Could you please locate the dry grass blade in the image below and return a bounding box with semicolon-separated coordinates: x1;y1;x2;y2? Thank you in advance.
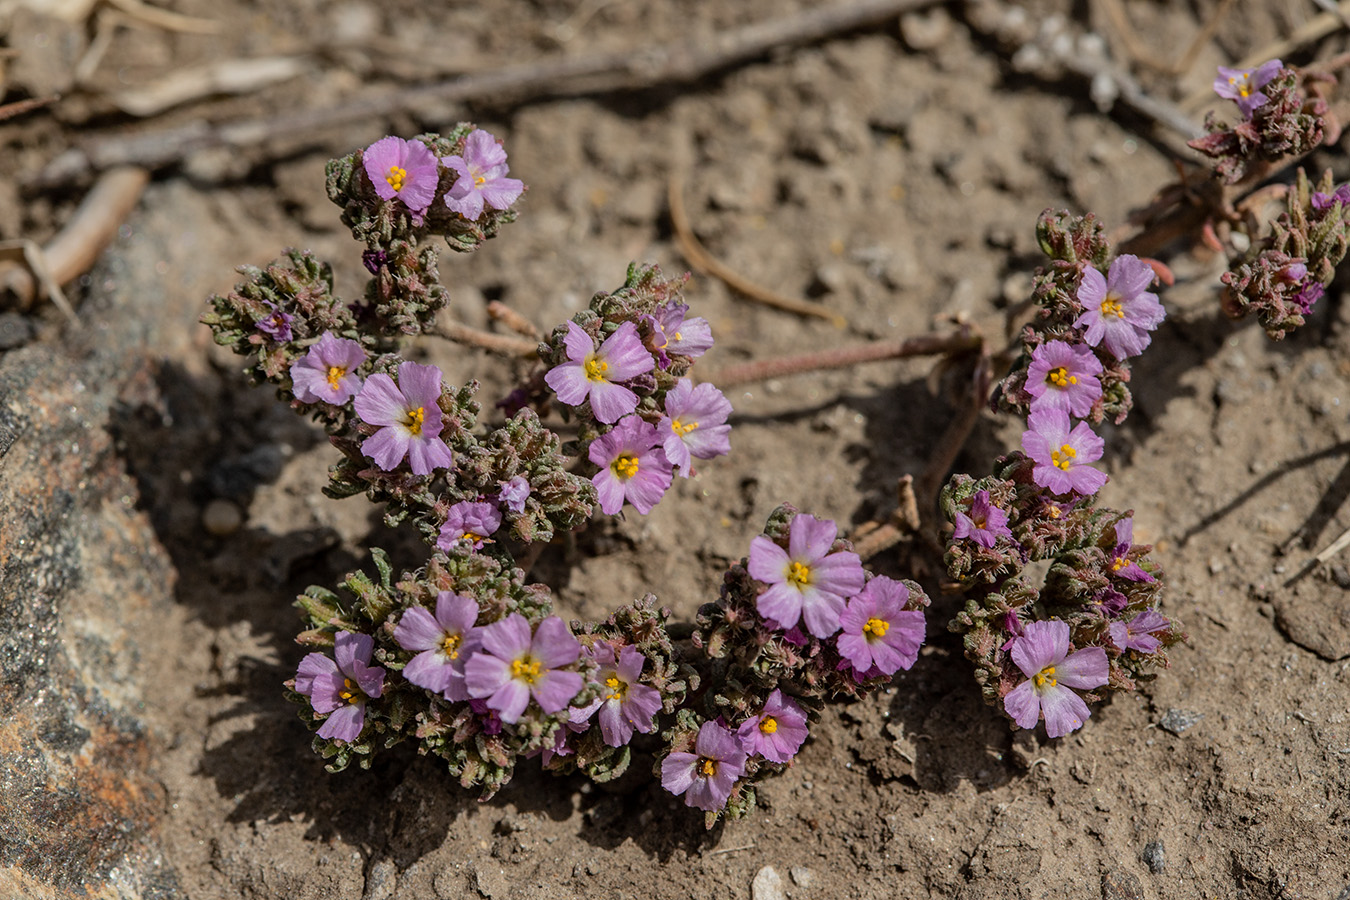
107;56;309;117
106;0;222;33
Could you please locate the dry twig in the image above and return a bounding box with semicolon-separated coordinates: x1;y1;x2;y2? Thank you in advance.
32;0;940;186
436;321;540;358
703;331;980;388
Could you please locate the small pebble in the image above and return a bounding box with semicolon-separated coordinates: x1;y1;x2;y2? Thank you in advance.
201;499;243;536
1101;870;1145;900
752;865;786;900
1158;708;1204;735
790;866;814;888
1142;840;1165;874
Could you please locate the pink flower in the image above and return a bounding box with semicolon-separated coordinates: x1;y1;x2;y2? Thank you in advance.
362;136;440;220
658;379;732;476
463;614;584;724
294;632;386;743
544;321;654;424
748;514;864;638
661;721;746;811
1109;609;1170;653
393;592;480;702
1213;59;1283;118
737;689;809;763
835;576;925;678
1025;340;1103;418
587;415;673;515
577;642;663;748
1073;255;1166;360
1021;408;1108;497
951;490;1012;549
290;332;366;405
353;362;454;476
443;129;525;219
1003;620;1108;738
437;501;502;552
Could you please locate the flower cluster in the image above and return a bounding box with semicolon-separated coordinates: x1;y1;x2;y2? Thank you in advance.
946;213;1183;738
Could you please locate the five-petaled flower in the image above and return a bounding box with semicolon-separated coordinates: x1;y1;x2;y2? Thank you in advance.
437;501;502;552
393;591;481;702
661;721;747;811
587;415;673;515
748;513;865;639
644;301;713;368
1074;255;1166;360
1021;408;1108;497
290;332;367;405
1213;59;1283;118
362;135;441;221
951;489;1013;549
836;575;926;678
1026;340;1104;418
576;642;663;748
1003;619;1108;738
353;361;455;476
1109;609;1170;653
658;379;732;476
464;614;583;724
257;302;293;342
443;129;525;220
737;689;809;763
1107;518;1154;583
294;631;386;743
544;321;654;424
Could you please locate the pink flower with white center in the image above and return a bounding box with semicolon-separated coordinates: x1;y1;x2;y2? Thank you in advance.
1073;255;1166;360
658;379;732;476
393;591;481;702
835;576;926;678
1021;408;1108;497
353;361;454;476
1025;340;1103;418
294;632;386;743
362;136;440;221
443;129;525;220
290;332;367;405
1003;620;1108;738
463;614;584;724
544;321;654;424
588;415;673;515
1213;59;1283;118
748;513;865;639
737;689;809;763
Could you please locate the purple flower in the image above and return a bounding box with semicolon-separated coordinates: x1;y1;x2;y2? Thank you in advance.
836;575;926;677
581;642;663;748
464;614;583;724
644;301;713;367
1108;518;1154;583
544;321;654;424
1025;340;1103;417
393;591;480;701
661;721;747;812
1002;620;1108;738
1279;262;1326;314
443;129;524;220
294;632;386;743
737;689;809;763
1021;408;1108;497
1109;609;1170;653
748;513;865;638
362;136;440;219
1311;184;1350;211
1213;59;1283;118
290;332;367;405
437;501;502;552
658;379;732;476
499;475;530;514
588;415;673;515
1294;280;1325;314
1093;589;1128;618
951;490;1012;549
353;361;455;476
256;303;293;342
1073;255;1166;360
362;250;388;274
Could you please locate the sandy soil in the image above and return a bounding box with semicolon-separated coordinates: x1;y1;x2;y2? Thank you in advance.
4;0;1350;897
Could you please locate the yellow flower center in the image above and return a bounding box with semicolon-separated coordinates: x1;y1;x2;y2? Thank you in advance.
460;531;485;544
386;165;407;191
1111;556;1128;572
605;674;626;701
1051;443;1076;471
1046;504;1062;520
338;677;360;704
404;406;425;436
1046;366;1077;389
1100;294;1125;318
671;418;699;437
1033;665;1057;689
584;356;609;382
863;617;889;639
325;364;346;390
474;173;486;187
1229;74;1252;98
673;331;683;342
698;758;717;777
441;633;462;659
611;453;639;480
511;656;541;684
787;561;811;587
759;716;778;735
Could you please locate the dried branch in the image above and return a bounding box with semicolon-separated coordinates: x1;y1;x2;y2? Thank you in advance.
703;330;981;388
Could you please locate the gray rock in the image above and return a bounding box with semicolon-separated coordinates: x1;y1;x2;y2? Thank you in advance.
752;865;786;900
1158;708;1204;735
1142;840;1164;874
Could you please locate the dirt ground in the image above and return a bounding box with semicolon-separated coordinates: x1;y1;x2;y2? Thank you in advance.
5;0;1350;897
